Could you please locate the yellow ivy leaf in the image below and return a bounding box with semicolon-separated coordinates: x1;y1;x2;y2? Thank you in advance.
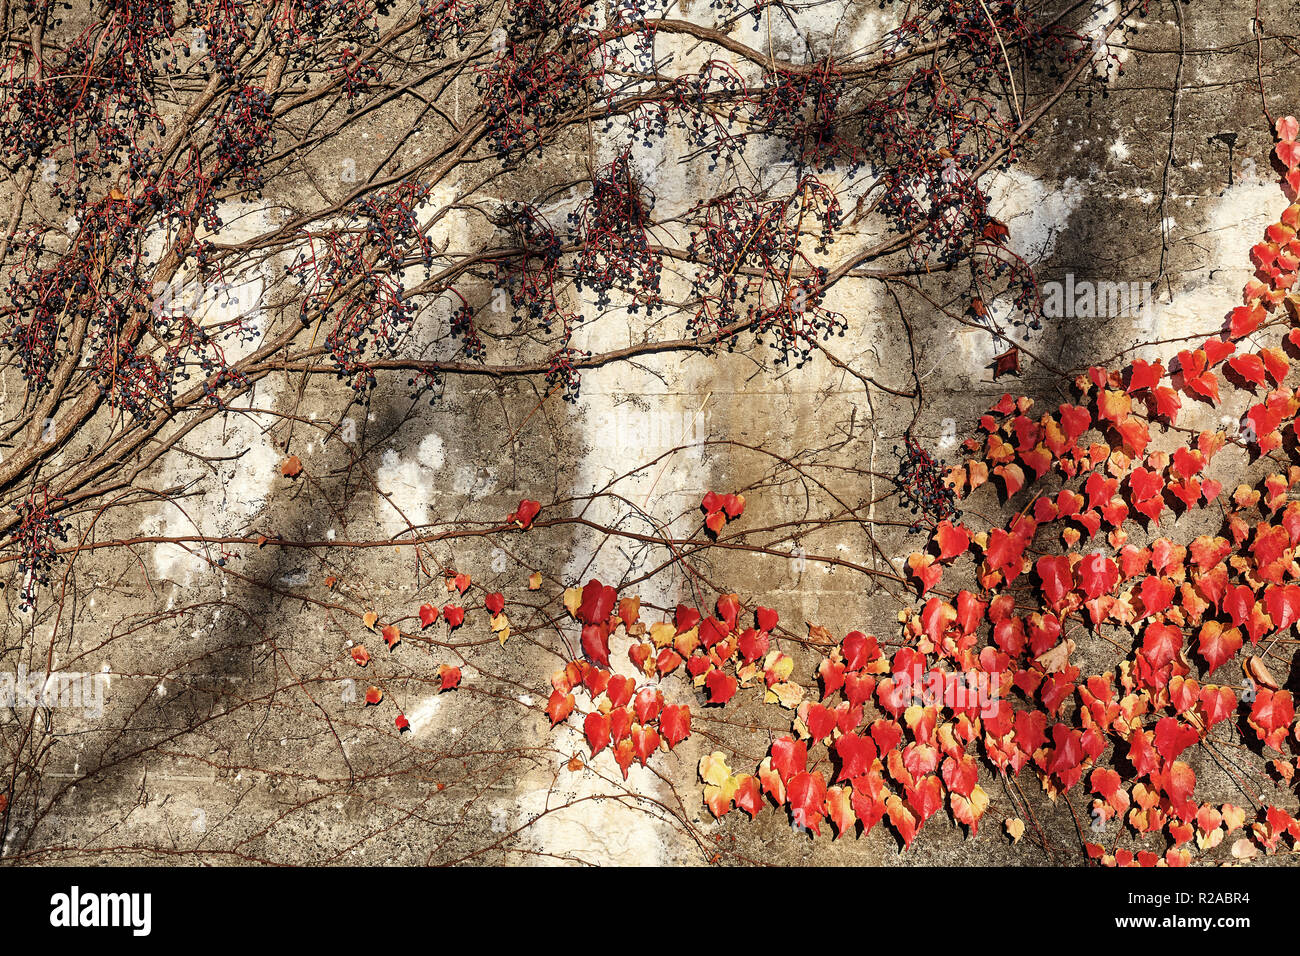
763;650;794;682
699;751;732;787
1196;826;1224;852
1230;838;1257;860
765;681;804;709
703;777;738;817
648;622;676;648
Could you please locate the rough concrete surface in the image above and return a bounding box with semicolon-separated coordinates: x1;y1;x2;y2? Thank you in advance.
2;0;1299;867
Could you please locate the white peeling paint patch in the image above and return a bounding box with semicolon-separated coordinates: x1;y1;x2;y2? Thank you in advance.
987;168;1084;263
954;295;1019;382
403;693;443;736
946;170;1084;383
415;432;445;470
375;434;446;532
145;202;282;586
563;279;712;589
1082;1;1134;72
1143;177;1284;349
451;464;496;500
843;7;899;55
1203;178;1281;270
510;769;675;866
379;447;428;528
414;183;467;255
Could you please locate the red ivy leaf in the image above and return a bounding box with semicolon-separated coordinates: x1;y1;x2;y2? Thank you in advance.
584;711;610;756
787;771;828;835
418;603;439;628
705;668;738;705
660;704;692;748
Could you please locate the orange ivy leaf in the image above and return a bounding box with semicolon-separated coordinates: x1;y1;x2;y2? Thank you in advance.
1228;353;1269;388
734;774;762;818
885;794;919;848
1078;552;1119;600
1248;689;1294;750
907;552;943;595
825;786;856;839
507;498;541;529
546;689;575;725
934;520;971;562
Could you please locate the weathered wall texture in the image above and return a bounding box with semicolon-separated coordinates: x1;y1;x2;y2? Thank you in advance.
3;0;1299;866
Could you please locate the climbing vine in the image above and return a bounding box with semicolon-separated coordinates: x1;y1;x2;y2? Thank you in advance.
346;119;1300;864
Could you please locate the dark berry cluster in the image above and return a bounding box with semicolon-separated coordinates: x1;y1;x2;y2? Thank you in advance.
450;300;486;362
0;4;170;200
545;342;590;403
969;241;1046;340
356;182;435;271
475;0;596;159
894;437;960;532
662;63;749;174
3;195;223;421
3;230;69;388
686;178;845;365
270;0;388;63
2;168;245;420
331;47;382;110
503;0;589;35
407;367;446;407
187;0;256;80
289;183;431;394
569;151;662;315
418;0;487;56
754;65;863;173
494;204;565;330
210;85;275;195
477;41;589;159
13;488;70;611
